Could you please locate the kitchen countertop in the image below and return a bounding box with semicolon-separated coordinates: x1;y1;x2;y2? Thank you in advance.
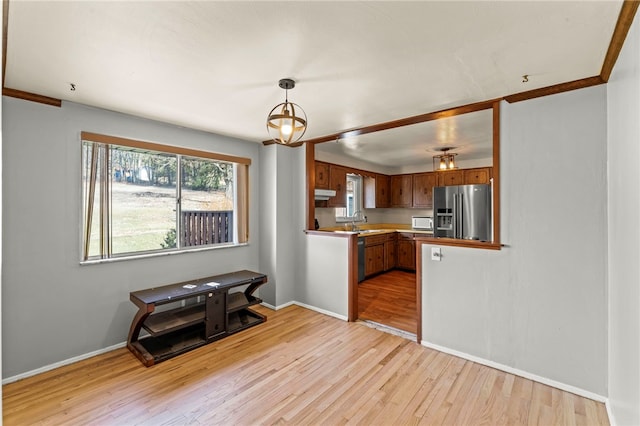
311;224;501;250
318;223;433;237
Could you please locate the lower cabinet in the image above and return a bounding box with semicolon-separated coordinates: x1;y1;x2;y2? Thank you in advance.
365;244;385;276
384;234;397;271
397;233;416;271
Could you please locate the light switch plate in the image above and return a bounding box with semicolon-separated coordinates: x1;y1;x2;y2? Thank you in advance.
431;247;441;261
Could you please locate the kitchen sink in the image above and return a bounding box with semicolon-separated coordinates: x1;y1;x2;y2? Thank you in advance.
357;229;385;234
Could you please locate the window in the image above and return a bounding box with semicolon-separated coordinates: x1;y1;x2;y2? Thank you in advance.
81;132;250;261
335;174;363;222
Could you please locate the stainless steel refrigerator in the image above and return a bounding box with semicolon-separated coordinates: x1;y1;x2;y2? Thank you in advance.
433;184;492;241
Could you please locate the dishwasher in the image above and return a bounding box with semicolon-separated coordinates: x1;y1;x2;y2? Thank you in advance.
357;237;365;282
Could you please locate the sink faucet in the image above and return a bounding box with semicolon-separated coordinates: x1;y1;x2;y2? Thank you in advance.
351;210;365;231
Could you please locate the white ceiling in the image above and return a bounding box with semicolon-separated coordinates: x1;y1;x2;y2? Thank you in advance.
5;1;622;166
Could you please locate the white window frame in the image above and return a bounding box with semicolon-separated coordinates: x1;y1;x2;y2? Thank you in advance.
335;173;364;223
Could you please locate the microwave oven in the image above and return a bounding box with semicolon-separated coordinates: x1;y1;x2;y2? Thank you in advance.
412;216;433;230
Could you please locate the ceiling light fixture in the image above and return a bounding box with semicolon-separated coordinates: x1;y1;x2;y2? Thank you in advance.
433;147;458;171
267;78;307;145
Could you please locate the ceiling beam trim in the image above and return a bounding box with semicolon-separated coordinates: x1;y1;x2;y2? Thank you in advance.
267;98;500;147
601;0;640;82
2;87;61;107
503;76;605;104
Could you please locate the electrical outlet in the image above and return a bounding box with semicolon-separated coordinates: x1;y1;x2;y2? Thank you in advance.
431;247;442;261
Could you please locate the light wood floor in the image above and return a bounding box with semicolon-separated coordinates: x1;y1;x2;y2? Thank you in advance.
358;270;417;334
3;305;608;425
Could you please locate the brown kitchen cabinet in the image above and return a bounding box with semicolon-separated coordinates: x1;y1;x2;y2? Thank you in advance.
364;234;387;277
384;233;397;271
396;233;416;271
438;170;465;186
412;172;437;208
364;244;385;277
391;175;413;207
364;174;390;208
464;167;492;185
315;161;330;189
327;165;348;207
376;174;391;208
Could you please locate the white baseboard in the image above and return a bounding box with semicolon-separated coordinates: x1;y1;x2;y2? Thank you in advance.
4;302;345;385
260;301;295;310
261;300;347;321
2;341;127;385
421;340;607;404
291;301;348;321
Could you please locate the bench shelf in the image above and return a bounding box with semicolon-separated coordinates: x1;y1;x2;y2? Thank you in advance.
127;270;268;367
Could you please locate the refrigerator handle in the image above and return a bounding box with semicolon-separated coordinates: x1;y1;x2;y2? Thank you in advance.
452;193;457;238
458;193;464;239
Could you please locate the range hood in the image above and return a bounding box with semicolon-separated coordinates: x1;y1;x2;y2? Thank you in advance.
314;189;336;200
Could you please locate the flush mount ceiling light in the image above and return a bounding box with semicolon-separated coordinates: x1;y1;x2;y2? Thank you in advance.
267;78;307;145
433;147;458;171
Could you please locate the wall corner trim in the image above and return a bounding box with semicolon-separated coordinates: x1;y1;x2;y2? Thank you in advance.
605;399;617;426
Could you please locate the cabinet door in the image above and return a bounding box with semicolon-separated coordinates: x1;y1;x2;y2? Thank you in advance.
391;175;413;207
397;234;416;271
438;170;465;186
327;165;348;207
365;244;385;276
375;174;390;208
315;161;330;189
412;172;437;208
464;167;492;185
384;240;397;271
205;291;226;339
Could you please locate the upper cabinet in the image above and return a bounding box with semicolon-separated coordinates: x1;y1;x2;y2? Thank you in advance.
412;172;437;208
327;165;348;207
390;175;413;207
364;174;390;208
315;161;330;189
438;169;465;186
438;167;492;186
464;167;492;185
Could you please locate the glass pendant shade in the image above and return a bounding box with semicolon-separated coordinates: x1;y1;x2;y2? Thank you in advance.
433;148;458;171
267;79;307;145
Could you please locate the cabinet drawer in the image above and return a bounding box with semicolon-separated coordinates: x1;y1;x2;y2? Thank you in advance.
364;234;388;246
397;232;415;241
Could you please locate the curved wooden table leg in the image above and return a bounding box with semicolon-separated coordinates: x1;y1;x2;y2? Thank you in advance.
127;302;155;366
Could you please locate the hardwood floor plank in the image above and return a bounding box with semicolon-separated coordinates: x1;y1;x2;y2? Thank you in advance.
358;270;417;333
2;305;608;426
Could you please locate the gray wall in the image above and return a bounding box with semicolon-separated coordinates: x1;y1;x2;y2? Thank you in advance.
258;145;277;306
2;98;261;378
258;143;304;308
607;8;640;425
422;87;608;396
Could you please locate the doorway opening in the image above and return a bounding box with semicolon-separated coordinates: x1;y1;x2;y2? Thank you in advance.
357;269;417;338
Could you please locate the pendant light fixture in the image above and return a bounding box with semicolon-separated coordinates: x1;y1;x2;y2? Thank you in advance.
433;147;458;171
267;78;307;145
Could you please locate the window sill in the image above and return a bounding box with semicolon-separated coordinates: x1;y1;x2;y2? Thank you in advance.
80;242;249;266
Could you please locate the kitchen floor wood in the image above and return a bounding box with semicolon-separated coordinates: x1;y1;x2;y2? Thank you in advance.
358;269;417;334
3;304;609;425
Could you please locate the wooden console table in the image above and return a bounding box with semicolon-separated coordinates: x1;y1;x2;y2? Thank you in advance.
127;270;268;367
